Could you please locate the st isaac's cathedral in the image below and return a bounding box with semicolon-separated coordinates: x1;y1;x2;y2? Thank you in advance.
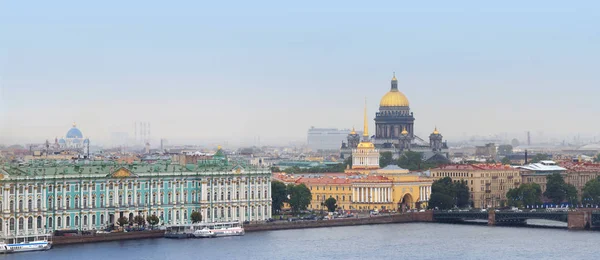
341;74;449;161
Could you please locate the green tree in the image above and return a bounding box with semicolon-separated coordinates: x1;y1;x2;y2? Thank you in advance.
544;173;568;204
271;181;288;213
117;217;129;227
501;157;512;165
582;177;600;205
324;197;337;212
379;152;394;168
594;154;600;163
428;177;470;209
134;215;146;226
287;184;312;213
428;193;454;210
454;181;470;208
190;211;202;223
397;151;424;171
565;184;579;206
344;156;353;168
506;183;542;207
530;154;549;163
147;215;160;228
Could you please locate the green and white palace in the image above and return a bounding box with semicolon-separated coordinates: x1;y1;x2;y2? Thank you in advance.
0;149;272;243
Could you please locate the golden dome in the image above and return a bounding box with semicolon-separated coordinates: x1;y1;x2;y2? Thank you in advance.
350;127;356;135
433;127;439;135
380;90;409;107
401;126;408;135
357;141;375;149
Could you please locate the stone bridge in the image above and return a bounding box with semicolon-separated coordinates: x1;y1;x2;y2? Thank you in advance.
434;210;599;230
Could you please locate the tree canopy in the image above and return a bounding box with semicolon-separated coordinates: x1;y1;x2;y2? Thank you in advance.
530;154;550;163
379;152;394;168
498;145;513;155
191;211;202;223
271;181;288;213
324;197;337;212
147;215;160;228
544;173;578;205
582;177;600;205
501;157;511;165
287;184;312;213
117;217;129;227
506;183;542;207
428;177;470;209
134;215;146;226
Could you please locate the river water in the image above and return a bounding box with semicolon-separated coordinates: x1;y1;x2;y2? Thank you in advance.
3;223;599;260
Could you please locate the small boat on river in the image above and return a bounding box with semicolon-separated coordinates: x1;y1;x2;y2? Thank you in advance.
0;239;52;253
165;221;244;239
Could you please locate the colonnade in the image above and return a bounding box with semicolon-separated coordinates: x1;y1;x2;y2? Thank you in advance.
419;186;431;202
352;187;392;203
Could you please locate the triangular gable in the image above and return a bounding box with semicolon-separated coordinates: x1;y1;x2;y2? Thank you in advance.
109;167;137;178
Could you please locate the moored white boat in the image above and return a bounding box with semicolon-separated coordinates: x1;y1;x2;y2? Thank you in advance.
192;222;244;238
0;240;52;253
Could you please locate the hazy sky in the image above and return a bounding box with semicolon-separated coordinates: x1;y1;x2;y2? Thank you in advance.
1;1;599;146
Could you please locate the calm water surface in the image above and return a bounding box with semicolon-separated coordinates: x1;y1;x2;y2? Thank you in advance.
3;223;599;260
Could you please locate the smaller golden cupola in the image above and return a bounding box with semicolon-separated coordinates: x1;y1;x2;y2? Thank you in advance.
433;127;439;135
401;126;409;135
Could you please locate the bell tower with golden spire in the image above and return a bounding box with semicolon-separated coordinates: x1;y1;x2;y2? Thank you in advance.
350;99;380;173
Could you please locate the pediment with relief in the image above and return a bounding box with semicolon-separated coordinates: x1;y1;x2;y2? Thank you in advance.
109;167;137;178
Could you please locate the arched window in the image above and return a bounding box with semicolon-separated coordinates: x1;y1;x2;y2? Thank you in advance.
227;191;231;200
10;200;14;211
66;216;70;227
27;217;33;230
48;217;53;228
18;217;24;230
83;197;87;208
221;208;224;218
109;195;114;206
214;208;217;218
75;216;79;226
66;197;70;209
236;191;239;200
127;195;132;205
175;211;180;221
214;192;217;201
100;214;105;225
36;199;41;209
57;198;62;209
220;192;224;201
237;207;240;217
168;193;172;203
228;207;231;217
28;199;32;210
10;218;15;230
100;195;104;206
74;197;79;208
264;190;267;199
18;200;23;211
245;191;248;199
37;216;42;229
118;195;123;205
92;215;96;225
264;207;268;216
0;219;2;231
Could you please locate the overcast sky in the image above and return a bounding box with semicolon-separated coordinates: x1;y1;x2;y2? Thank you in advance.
1;1;599;146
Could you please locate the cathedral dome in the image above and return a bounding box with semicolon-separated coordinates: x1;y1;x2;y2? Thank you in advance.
66;123;83;138
380;74;410;107
380;90;409;107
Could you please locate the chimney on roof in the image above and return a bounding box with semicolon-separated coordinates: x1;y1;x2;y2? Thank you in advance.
525;150;528;164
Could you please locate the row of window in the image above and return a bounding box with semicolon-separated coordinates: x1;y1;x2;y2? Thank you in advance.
309;186;350;191
7;179;269;195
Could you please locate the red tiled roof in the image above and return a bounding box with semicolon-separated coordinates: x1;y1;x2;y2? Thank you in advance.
560;162;600;173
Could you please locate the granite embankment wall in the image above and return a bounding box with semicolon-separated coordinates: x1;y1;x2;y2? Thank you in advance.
53;230;165;245
245;212;434;232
